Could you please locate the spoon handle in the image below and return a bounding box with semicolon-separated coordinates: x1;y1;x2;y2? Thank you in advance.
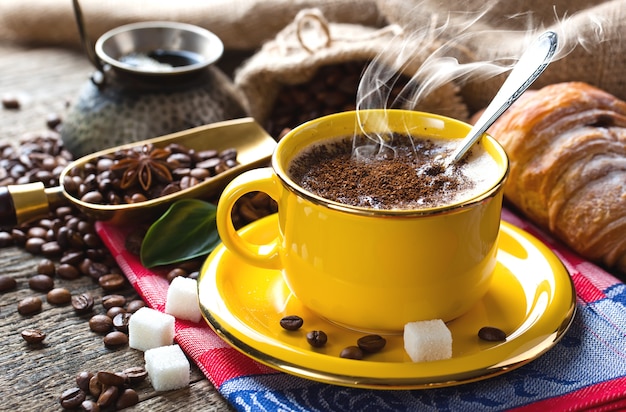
446;31;558;166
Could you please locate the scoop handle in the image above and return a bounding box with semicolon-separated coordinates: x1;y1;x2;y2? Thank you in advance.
0;183;62;228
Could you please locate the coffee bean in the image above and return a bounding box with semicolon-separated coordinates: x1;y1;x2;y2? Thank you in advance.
123;366;148;385
2;94;20;110
46;112;62;130
28;274;54;292
340;345;364;360
80;400;100;412
280;315;304;331
357;334;387;353
17;296;42;315
21;328;46;344
47;287;72;305
88;375;102;398
103;330;128;347
24;237;45;254
59;387;86;410
101;294;126;309
99;274;126;291
125;299;146;313
112;312;131;333
59;251;84;266
306;330;328;348
72;292;94;314
80;191;104;204
478;326;507;342
124;228;145;255
0;274;17;292
96;385;119;408
0;231;13;247
57;263;81;280
106;306;126;319
41;240;62;257
89;314;113;333
166;267;187;283
116;388;139;409
76;371;94;392
96;371;126;387
36;259;56;276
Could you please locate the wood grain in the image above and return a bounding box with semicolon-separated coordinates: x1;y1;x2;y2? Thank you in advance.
0;41;233;411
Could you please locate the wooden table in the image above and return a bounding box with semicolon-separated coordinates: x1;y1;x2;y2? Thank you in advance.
0;41;234;411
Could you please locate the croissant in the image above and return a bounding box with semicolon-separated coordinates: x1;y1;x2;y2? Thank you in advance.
485;82;626;275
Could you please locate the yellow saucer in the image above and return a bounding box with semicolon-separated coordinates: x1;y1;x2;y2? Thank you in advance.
198;214;576;390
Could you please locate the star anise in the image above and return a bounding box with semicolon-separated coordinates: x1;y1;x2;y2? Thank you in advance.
111;144;173;191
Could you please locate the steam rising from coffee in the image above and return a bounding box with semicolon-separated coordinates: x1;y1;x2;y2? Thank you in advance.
352;0;608;160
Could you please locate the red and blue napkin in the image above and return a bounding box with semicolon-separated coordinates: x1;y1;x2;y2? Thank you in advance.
96;207;626;411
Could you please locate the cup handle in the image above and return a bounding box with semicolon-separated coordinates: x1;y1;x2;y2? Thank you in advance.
216;167;283;270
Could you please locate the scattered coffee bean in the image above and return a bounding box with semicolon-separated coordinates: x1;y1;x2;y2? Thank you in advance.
76;371;94;392
98;273;125;291
21;328;46;344
103;330;128;348
101;294;126;309
97;385;119;408
280;315;304;331
306;330;328;348
89;314;113;334
80;400;100;412
166;267;187;283
112;312;132;333
17;296;42;315
125;299;146;313
106;306;126;319
36;258;56;276
2;94;20;110
116;388;139;409
71;292;94;314
57;263;81;280
46;112;62;130
88;375;102;398
96;371;126;387
59;387;86;410
0;232;13;247
357;334;387;353
340;345;364;360
478;326;507;342
123;366;148;385
47;287;72;305
0;274;17;292
28;274;54;292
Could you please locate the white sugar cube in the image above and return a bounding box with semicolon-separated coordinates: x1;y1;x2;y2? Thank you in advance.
403;319;452;362
165;277;202;323
129;307;175;351
145;344;190;391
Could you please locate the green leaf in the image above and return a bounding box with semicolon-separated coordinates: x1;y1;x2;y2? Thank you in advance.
140;199;220;268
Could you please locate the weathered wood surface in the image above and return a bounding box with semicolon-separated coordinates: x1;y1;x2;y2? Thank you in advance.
0;41;234;411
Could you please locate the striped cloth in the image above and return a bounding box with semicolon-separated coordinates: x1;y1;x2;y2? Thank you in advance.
96;207;626;411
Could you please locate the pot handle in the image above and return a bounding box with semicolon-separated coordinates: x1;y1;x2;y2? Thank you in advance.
0;183;58;228
72;0;106;86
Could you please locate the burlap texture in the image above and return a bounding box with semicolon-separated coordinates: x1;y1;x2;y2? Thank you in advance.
0;0;382;51
234;9;469;125
376;0;626;113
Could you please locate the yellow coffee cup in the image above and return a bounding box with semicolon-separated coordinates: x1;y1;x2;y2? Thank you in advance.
216;110;509;332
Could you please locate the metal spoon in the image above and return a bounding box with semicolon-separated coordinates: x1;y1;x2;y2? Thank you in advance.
444;30;558;167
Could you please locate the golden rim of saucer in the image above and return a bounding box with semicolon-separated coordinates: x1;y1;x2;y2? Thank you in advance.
198;215;576;390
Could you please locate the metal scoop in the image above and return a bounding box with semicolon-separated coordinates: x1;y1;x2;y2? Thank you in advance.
0;118;276;227
443;30;558;167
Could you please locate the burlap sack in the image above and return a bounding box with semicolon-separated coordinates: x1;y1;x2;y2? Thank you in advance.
0;0;382;51
235;8;469;129
376;0;626;112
